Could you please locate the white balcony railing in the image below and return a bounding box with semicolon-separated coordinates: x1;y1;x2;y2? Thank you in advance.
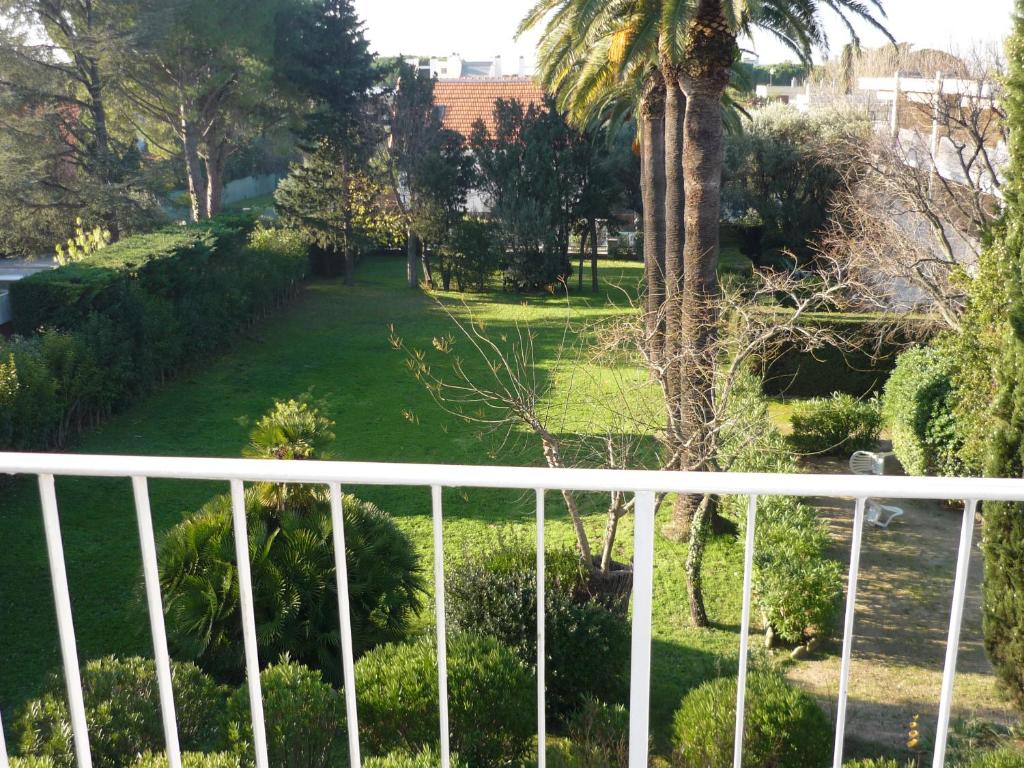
2;452;1022;768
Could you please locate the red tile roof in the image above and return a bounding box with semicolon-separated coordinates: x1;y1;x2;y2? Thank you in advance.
433;78;547;139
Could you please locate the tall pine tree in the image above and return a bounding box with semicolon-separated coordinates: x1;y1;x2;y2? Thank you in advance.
982;0;1024;713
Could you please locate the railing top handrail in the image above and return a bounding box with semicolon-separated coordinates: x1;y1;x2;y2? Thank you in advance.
3;452;1024;501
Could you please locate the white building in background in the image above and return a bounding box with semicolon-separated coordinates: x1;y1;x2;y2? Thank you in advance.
403;54;532;80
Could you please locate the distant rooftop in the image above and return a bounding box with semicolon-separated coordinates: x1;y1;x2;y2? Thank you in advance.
432;77;547;138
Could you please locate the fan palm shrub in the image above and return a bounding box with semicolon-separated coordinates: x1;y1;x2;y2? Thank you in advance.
159;488;424;685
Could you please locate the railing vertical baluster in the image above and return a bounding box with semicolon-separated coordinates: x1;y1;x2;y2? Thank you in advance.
131;477;182;768
833;496;867;768
328;483;361;768
733;494;759;768
431;485;451;768
229;480;269;768
536;489;546;768
37;474;93;768
1;702;10;768
932;499;979;768
628;491;656;768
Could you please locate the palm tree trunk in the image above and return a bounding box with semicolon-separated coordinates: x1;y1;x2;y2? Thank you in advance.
640;76;667;365
674;1;735;626
662;72;690;540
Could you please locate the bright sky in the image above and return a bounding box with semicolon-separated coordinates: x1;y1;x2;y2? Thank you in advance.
352;0;1015;67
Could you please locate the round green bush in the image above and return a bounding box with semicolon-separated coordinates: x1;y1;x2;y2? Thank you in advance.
227;657;343;768
355;634;533;767
363;747;465;767
671;672;831;768
131;752;240;768
445;538;629;720
15;655;228;768
159;488;424;684
788;392;882;456
882;345;962;476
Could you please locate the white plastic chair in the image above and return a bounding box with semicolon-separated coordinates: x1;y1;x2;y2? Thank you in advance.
849;451;904;529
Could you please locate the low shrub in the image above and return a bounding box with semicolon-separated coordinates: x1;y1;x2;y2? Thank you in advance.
563;697;629;768
445;537;629;719
964;748;1024;768
719;371;843;643
8;758;60;768
671;672;831;768
789;393;882;455
130;753;240;768
159;488;424;685
356;634;534;767
227;657;343;768
882;345;962;476
843;761;910;768
363;747;465;767
2;215;308;452
15;656;228;768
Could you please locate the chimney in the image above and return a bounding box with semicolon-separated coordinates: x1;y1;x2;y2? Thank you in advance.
493;55;502;77
518;56;526;76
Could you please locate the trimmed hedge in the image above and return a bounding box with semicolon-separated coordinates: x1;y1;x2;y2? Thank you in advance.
1;219;307;451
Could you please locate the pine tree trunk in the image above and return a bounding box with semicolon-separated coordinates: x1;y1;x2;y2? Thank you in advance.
578;226;587;291
420;245;434;289
590;218;599;292
342;231;354;286
86;60;119;241
203;139;227;218
181;111;206;223
407;231;419;287
640;77;667;365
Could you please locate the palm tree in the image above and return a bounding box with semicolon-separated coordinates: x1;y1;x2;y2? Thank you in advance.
524;0;891;625
658;0;889;625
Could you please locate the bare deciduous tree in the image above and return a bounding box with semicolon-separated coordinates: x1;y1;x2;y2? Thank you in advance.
391;258;901;622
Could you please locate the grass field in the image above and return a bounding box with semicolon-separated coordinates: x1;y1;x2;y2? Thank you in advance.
0;256;749;754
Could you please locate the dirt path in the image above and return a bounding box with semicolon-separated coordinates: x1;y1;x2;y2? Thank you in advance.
783;458;1018;756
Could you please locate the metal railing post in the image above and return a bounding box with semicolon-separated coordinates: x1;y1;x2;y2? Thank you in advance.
131;477;182;768
733;494;759;768
536;489;546;768
431;485;451;768
229;480;269;768
932;499;979;768
38;474;93;768
1;703;10;768
628;491;656;768
833;497;867;768
329;483;362;767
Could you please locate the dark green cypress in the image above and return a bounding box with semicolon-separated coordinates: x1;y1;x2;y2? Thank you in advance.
982;0;1024;713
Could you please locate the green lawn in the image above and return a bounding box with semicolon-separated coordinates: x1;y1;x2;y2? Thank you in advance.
0;256;747;754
